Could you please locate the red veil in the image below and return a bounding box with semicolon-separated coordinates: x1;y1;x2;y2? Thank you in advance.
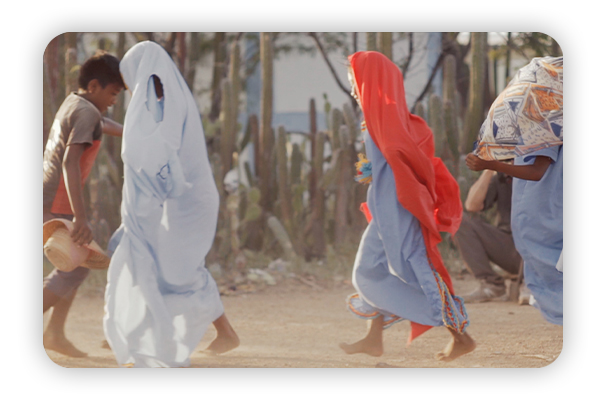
350;51;463;341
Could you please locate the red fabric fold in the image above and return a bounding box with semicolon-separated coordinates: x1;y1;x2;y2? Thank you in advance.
350;51;463;342
359;202;372;223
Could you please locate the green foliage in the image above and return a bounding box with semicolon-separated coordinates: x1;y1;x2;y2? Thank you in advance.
502;32;562;58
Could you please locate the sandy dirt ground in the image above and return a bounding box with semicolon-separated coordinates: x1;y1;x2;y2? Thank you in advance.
44;276;562;368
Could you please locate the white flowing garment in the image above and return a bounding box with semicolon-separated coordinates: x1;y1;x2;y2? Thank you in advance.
103;41;223;367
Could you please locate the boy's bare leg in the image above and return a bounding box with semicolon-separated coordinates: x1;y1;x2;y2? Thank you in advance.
43;288;87;358
203;314;240;355
339;315;384;357
435;328;476;361
43;287;61;313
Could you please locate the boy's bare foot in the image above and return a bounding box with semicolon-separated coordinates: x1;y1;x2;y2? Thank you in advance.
435;329;476;362
202;331;240;355
339;338;383;357
43;333;87;358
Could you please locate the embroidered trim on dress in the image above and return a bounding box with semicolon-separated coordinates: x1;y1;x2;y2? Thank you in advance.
430;270;469;333
346;293;404;330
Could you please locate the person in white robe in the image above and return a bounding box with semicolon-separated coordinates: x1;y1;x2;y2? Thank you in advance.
103;41;239;367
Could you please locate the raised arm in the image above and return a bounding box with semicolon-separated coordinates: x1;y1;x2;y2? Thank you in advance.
464;169;495;212
102;117;124;137
465;153;551;181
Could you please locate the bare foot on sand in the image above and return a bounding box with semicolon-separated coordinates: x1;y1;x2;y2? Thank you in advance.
339;338;383;357
202;314;240;355
203;332;240;355
436;329;476;362
43;333;87;358
340;316;384;357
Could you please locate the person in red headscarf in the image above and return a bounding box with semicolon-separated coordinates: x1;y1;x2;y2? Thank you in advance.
340;51;475;361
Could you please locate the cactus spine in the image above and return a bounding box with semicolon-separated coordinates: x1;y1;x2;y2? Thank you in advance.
219;78;234;177
276;126;293;234
259;32;274;212
443;99;460;176
443;53;458;105
342;102;360;143
377;32;393;60
366;33;377;51
329;108;344;151
290;143;302;185
442;53;461;174
428;94;445;158
310;130;326;259
414;101;426;120
229;38;242;138
463;32;487;154
308;98;318;203
334;126;351;248
65;33;78;96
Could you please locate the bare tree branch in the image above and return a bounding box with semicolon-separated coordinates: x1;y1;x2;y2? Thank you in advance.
410;33;475;114
164;32;177;57
411;51;445;113
308;32;357;108
500;32;529;59
401;33;414;74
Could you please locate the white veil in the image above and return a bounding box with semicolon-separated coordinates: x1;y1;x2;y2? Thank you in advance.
103;41;222;367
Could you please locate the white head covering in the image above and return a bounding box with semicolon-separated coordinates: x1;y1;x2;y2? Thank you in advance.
104;41;223;368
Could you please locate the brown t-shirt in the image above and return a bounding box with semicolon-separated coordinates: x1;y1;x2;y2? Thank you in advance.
482;172;513;234
43;93;103;215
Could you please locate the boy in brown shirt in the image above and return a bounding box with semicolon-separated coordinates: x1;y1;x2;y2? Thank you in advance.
43;50;125;357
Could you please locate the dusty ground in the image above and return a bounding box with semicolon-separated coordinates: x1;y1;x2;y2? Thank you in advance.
44;275;562;368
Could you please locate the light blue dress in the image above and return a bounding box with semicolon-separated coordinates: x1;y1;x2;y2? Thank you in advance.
104;42;224;367
512;145;563;325
348;128;469;332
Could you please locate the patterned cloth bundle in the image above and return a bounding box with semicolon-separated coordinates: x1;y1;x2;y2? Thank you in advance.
474;56;563;161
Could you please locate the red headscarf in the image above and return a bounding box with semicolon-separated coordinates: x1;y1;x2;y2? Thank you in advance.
350;51;463;340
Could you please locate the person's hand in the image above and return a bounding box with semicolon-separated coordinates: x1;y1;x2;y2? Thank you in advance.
465;153;490;171
71;217;94;247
